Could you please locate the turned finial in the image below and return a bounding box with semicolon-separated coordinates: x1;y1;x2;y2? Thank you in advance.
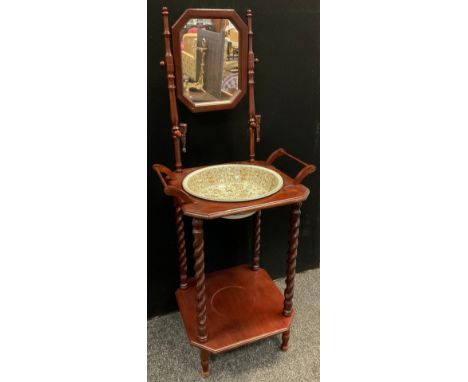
162;6;168;15
246;9;252;17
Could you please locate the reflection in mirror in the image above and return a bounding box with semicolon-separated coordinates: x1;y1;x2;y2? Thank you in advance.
179;18;240;106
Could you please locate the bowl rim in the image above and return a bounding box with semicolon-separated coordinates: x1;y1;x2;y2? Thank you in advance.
182;163;284;202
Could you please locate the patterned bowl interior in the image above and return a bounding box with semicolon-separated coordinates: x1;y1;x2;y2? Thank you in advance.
182;164;283;202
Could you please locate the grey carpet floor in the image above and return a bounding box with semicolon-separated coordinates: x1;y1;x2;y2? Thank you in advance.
147;268;320;382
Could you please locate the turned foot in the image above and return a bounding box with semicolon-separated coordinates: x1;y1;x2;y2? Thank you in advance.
280;329;290;351
200;349;210;377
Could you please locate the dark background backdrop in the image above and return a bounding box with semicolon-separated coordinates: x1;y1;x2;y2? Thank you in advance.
148;0;319;318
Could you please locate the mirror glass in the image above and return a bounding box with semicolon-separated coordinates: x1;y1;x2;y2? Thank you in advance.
179;18;240;106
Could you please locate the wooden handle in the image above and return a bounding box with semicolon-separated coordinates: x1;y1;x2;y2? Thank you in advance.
266;148;316;185
152;163;173;188
152;164;192;203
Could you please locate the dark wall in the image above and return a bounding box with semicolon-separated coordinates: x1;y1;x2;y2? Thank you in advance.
148;0;319;318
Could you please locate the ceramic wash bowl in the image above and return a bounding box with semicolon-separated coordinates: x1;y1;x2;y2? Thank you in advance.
182;164;283;218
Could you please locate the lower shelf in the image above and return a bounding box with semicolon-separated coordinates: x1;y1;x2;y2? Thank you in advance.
175;264;294;354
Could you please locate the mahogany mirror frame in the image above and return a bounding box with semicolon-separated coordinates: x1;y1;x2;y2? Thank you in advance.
171;8;248;113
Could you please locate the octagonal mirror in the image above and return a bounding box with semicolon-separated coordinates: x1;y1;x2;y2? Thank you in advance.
172;9;248;112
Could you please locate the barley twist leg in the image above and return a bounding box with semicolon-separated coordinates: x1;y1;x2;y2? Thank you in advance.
283;202;302;316
252;211;261;270
192;218;207;342
175;204;187;289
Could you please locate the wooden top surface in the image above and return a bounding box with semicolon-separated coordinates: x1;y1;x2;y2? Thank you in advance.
175;264;294;354
168;161;310;219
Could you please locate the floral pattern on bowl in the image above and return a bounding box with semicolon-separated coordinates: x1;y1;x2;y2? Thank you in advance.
182;164;283;202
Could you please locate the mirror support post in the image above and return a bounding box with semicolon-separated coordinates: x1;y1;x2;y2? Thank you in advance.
246;9;259;162
162;7;183;172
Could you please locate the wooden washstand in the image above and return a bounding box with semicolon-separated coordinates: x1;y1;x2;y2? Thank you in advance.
154;7;316;377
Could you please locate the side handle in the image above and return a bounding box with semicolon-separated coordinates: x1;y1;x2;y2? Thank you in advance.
266;148;317;185
152;164;192;203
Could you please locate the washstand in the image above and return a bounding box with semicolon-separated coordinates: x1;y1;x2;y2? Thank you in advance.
153;7;317;377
